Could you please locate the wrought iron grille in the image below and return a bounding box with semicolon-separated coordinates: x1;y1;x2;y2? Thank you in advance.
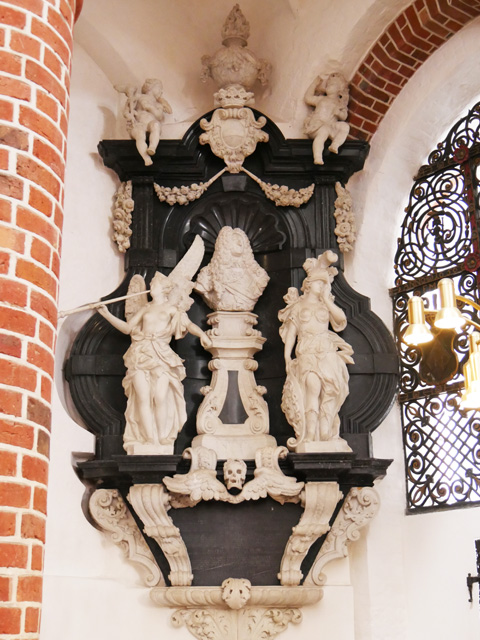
391;102;480;512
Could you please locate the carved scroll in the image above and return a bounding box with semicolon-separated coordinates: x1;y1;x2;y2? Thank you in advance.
127;484;193;586
304;486;380;586
89;488;164;587
278;481;343;586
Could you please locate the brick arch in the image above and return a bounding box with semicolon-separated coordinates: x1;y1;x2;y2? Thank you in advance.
348;0;480;141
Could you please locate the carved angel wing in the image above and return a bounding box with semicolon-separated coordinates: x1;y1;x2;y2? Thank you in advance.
167;236;205;311
125;274;148;321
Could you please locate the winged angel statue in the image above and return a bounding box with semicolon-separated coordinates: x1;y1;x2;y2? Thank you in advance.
99;237;212;454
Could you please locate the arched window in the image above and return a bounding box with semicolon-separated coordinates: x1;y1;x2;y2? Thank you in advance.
391;102;480;512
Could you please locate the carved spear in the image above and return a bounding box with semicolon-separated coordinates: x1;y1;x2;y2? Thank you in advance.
58;289;151;319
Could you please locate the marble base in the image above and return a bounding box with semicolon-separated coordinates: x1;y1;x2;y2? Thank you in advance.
192;433;277;460
295;438;352;454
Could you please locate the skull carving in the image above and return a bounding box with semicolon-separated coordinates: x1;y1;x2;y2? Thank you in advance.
223;459;247;490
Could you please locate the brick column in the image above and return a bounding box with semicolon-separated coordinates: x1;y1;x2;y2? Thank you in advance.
0;1;81;637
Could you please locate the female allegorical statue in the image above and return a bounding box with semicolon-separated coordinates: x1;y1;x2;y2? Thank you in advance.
98;237;211;454
279;250;354;452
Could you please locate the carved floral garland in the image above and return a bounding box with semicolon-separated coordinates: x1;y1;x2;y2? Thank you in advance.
112;181;134;252
153;167;314;209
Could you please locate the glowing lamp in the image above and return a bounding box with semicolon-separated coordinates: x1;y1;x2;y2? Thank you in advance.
434;278;466;329
404;296;434;346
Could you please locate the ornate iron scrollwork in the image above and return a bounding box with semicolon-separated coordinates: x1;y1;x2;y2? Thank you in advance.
391;101;480;511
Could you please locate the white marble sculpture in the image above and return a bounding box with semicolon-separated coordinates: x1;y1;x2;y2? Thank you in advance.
279;251;354;453
98;237;212;455
333;181;356;252
304;73;350;165
201;4;271;98
199;5;270;172
195;226;269;311
193;228;275;459
116;78;172;166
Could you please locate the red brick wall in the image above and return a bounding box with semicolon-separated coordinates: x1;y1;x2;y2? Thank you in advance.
349;0;480;141
0;1;78;638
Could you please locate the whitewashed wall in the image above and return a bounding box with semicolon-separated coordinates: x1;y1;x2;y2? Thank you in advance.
40;17;480;640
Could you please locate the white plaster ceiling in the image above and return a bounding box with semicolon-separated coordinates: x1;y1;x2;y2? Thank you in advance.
73;0;412;132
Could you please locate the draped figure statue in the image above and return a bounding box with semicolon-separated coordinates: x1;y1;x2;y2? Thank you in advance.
279;251;354;452
98;237;211;454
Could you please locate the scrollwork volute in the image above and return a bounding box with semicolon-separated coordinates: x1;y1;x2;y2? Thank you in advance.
89;489;164;587
304;487;381;586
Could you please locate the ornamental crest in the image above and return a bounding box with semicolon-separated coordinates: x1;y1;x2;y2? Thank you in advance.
200;106;268;173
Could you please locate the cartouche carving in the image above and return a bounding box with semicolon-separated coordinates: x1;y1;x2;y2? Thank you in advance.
89;488;164;587
304;72;350;165
334;181;356;252
112;181;133;253
279;251;354;453
116;78;172;166
199;5;270;172
304;487;380;586
98;237;212;455
279;482;343;586
128;484;193;587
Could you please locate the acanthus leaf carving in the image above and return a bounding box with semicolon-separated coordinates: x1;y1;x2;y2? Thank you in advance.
89;488;165;587
304;486;380;586
171;607;302;640
127;483;193;586
278;482;343;586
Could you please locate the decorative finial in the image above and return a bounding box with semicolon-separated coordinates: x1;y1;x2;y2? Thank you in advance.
221;4;250;45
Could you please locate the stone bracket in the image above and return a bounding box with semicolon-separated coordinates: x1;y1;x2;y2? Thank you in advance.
278;481;343;586
152;582;322;640
127;483;193;586
304;486;381;586
89;488;164;587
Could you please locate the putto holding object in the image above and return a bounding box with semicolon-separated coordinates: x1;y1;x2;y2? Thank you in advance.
279;250;354;452
98;237;211;455
304;73;350;165
116;78;172;166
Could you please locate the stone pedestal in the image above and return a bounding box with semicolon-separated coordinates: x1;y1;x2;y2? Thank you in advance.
193;311;276;459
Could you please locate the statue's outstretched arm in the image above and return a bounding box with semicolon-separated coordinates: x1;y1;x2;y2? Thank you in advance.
98;305;143;335
304;76;321;106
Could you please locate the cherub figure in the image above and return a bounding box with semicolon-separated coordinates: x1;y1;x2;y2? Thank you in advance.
279;251;354;452
98;237;211;454
116;78;172;166
304;73;350;165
